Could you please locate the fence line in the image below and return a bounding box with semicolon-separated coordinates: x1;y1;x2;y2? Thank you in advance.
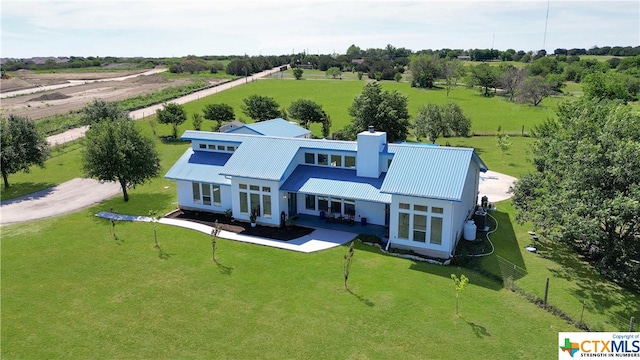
496;255;637;332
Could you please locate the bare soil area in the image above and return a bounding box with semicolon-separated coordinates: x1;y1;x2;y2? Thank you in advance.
0;69;226;120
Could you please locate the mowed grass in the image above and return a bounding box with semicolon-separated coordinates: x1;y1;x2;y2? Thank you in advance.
2;207;576;359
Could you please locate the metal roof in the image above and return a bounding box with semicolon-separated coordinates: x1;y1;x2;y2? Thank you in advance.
381;145;487;201
227;118;311;138
281;165;392;203
164;148;232;185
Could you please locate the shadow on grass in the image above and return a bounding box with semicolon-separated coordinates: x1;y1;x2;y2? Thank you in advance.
539;239;640;323
462;317;491;338
346;287;375;307
0;182;56;203
157;245;172;260
352;240;503;292
214;260;234;275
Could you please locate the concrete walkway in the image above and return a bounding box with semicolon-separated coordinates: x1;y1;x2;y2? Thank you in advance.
95;211;355;253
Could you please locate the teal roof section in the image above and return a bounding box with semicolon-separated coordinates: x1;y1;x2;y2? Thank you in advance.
227;118;311;138
381;145;487;201
281;165;391;203
164;148;232;185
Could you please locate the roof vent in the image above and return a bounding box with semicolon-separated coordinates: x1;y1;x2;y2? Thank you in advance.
368;125;375;133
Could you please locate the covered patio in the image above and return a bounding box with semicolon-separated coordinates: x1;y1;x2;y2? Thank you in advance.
291;213;388;240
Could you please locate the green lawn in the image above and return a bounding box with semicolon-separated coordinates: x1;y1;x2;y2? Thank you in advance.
2;207;576;359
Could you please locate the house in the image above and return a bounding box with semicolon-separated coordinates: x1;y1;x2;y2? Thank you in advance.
165;127;487;259
224;118;311;138
219;120;244;133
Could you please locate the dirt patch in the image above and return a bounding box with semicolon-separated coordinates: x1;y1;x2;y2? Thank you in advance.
30;92;71;101
167;209;314;241
133;74;169;84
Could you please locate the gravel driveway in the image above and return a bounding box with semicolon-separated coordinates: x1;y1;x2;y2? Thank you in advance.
0;178;121;225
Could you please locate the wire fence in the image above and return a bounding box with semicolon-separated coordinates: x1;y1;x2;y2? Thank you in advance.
496;255;637;332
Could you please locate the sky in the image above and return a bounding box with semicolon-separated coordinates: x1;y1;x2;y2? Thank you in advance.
1;0;638;58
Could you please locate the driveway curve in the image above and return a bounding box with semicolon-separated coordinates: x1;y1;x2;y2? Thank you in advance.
0;178;121;225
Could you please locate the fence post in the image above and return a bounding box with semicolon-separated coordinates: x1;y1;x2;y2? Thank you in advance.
579;299;586;327
544;278;549;308
630;317;635;332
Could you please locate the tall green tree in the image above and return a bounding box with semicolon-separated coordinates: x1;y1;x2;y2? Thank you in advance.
81;99;127;125
414;104;445;143
0;115;50;188
516;75;555;106
409;55;441;88
442;102;471;137
82;120;161;202
156;103;187;138
202;103;235;128
241;95;282;122
345;82;409;143
287;99;327;129
511;99;640;291
442;60;466;96
326;67;341;79
470;63;498;96
292;68;304;80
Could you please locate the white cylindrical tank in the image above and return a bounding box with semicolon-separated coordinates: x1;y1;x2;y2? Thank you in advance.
463;220;477;241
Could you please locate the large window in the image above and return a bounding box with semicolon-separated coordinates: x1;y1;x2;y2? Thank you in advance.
430;217;443;245
331;199;342;214
202;184;212;205
317;153;328;165
213;185;221;206
263;195;271;218
192;183;201;204
318;196;329;212
413;214;427;242
239;192;248;213
250;193;260;214
305;195;316;210
344;199;355;215
398;213;410;239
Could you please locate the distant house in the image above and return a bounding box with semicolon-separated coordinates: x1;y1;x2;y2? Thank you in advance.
351;58;365;65
456;56;471;61
224;118;311;139
165;126;487;259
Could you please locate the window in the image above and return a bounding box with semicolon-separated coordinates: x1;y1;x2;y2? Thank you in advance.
263;195;272;218
305;195;316;210
430;217;443;245
250;193;260;214
330;154;341;167
345;156;356;168
213;185;221;206
414;204;428;212
199;144;206;149
249;185;259;191
239;192;248;213
227;146;235;152
305;152;314;164
399;203;410;210
262;187;271;192
413;214;427;242
318;196;329;212
331;199;342;214
239;184;247;190
192;182;201;204
208;144;215;150
202;184;212;205
398;213;409;239
217;145;225;150
317;153;328;165
432;207;444;214
344;199;355;215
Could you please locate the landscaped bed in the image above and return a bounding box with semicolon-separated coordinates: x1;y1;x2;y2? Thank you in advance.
166;209;314;241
